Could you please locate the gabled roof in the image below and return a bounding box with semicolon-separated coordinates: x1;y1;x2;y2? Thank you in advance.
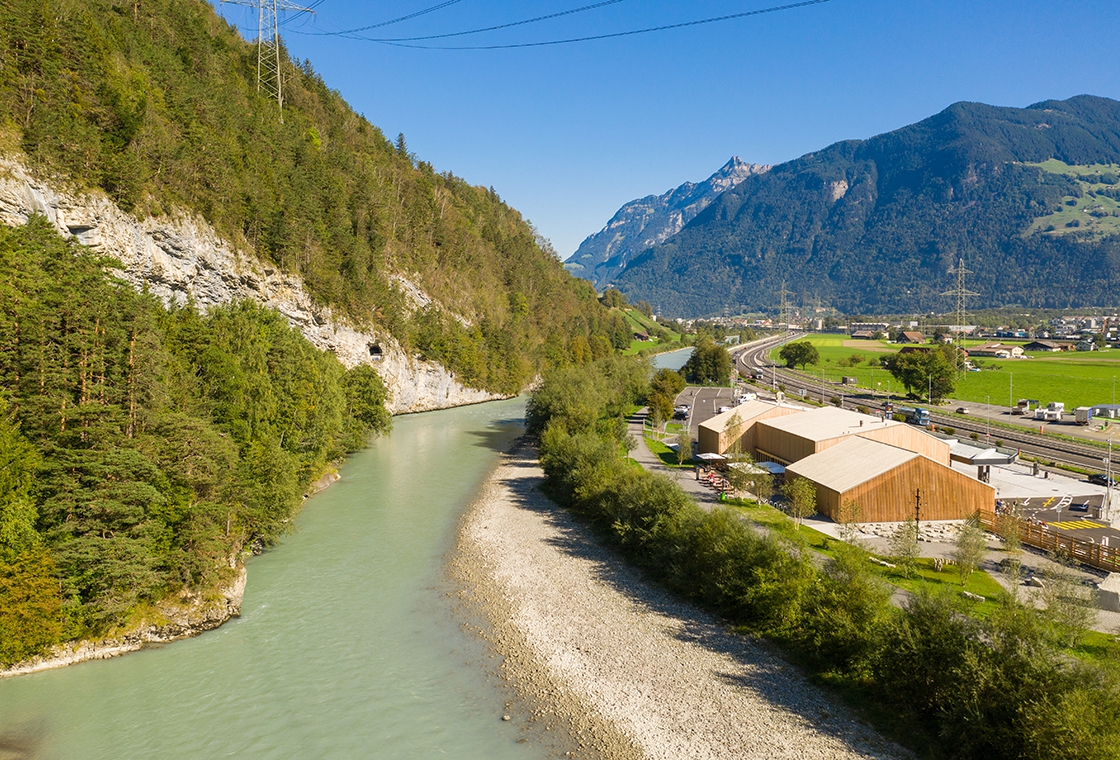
698;399;807;435
785;437;918;492
757;405;898;443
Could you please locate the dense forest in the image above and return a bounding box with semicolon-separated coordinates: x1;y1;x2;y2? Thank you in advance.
0;0;629;394
0;218;391;665
612;95;1120;316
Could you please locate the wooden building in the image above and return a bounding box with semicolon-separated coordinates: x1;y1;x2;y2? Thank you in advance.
753;406;950;466
784;437;994;522
697;400;807;455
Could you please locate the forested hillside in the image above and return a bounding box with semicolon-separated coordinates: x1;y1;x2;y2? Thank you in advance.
611;96;1120;316
0;218;396;665
0;0;629;394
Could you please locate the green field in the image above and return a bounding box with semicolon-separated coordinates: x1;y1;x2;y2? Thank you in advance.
775;333;1120;410
620;307;684;356
1025;159;1120;239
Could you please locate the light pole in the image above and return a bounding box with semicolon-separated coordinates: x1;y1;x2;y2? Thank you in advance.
928;374;932;407
1107;435;1115;523
1009;372;1014;417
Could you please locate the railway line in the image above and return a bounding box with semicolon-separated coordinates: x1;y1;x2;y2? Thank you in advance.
732;334;1113;476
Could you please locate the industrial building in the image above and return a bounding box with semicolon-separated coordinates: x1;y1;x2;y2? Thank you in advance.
698;402;994;521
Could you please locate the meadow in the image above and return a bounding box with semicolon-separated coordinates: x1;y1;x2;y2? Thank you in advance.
776;334;1120;410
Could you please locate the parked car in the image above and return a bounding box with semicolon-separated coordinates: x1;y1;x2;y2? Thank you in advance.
955;407;970;414
1089;473;1120;487
673;405;690;419
717;406;733;413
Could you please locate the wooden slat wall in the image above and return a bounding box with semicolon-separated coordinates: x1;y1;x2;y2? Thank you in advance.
856;425;951;465
808;457;994;522
754;423;816;464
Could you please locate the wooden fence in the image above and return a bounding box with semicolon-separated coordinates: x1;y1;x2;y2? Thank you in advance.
979;511;1120;573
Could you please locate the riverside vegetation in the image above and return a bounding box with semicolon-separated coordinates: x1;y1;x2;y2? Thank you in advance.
528;355;1120;760
0;218;392;666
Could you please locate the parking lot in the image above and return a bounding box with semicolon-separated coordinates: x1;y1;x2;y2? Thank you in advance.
672;386;780;438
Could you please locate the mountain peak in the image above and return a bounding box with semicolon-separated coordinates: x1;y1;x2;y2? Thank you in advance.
564;157;770;286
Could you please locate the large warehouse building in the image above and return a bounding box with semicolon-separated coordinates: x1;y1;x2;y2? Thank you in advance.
698;402;993;521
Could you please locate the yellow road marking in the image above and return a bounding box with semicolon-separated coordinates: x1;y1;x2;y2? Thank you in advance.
1047;521;1104;530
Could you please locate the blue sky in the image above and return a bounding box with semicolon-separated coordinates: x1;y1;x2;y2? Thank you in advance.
214;0;1120;259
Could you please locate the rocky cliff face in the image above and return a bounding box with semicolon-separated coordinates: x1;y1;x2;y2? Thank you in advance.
564;157;769;289
0;156;502;414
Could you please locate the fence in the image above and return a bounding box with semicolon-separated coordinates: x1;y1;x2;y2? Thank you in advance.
978;511;1120;573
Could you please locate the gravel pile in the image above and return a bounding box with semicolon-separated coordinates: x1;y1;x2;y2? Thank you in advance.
449;442;908;760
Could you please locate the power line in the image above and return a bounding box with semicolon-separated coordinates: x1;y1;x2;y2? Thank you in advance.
314;0;629;42
354;0;834;50
317;0;468;34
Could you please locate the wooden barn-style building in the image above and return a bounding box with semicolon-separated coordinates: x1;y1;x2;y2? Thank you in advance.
696;401;993;521
784;436;994;522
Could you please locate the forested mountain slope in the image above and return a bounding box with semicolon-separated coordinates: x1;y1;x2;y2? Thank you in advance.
611;96;1120;316
565;157;768;288
0;0;629;395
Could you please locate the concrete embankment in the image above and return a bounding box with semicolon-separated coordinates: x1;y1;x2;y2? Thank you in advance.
450;441;906;759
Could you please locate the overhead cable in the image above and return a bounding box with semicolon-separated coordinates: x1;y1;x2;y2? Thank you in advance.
330;0;468;34
354;0;834;49
315;0;629;41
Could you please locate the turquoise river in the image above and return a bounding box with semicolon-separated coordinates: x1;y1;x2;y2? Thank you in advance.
0;398;545;759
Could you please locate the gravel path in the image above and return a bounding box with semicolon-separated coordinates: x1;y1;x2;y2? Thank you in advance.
449;441;907;760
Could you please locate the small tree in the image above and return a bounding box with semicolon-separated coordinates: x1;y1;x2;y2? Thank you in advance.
836;499;863;543
674;430;692;465
889;518;920;577
1040;552;1097;648
782;477;817;526
953;513;987;586
997;502;1024;591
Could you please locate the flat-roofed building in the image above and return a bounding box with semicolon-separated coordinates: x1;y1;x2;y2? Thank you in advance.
753;406;950;466
784;437;994;522
697;400;807;455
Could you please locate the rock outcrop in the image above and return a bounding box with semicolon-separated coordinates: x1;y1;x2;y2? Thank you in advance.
564;157;769;288
0;156;502;414
0;566;247;678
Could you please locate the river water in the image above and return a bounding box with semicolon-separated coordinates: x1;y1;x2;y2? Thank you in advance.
0;398;543;759
651;347;693;371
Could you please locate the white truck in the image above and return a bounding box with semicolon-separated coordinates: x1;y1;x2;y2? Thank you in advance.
1034;402;1065;422
1075;407;1093;425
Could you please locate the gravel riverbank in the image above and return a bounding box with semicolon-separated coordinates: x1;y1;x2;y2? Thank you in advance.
449;441;908;760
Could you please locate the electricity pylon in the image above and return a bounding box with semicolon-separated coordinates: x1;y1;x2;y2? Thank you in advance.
222;0;313;123
941;258;979;370
777;281;793;332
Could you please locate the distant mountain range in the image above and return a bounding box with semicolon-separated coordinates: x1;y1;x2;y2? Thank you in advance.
564;157;769;288
604;95;1120;317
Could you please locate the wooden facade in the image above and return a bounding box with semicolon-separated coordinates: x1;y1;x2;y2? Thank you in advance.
697;403;804;455
753;417;949;466
789;455;994;522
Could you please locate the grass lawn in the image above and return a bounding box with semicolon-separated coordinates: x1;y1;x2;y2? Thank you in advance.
645;435;690;467
773;333;1120;410
730;498;1003;615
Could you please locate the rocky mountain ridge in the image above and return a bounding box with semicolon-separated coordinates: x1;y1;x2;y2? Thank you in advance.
610;95;1120;316
565;157;769;288
0;156;500;414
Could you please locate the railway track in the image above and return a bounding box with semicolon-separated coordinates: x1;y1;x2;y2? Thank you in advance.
734;334;1112;476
